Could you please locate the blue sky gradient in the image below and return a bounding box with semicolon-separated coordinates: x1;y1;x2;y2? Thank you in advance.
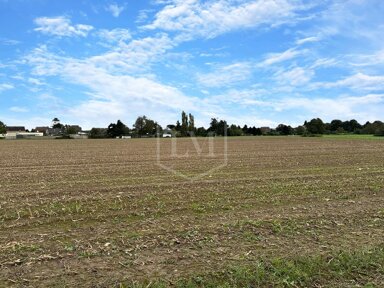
1;0;384;129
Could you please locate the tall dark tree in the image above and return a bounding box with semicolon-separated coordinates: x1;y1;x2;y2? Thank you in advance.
208;118;218;135
276;124;293;135
108;120;129;138
242;125;248;134
175;120;181;131
180;111;188;136
305;118;325;134
133;116;160;137
188;113;195;134
210;119;228;136
330;120;343;132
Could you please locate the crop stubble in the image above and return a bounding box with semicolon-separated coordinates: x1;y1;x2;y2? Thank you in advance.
0;137;383;286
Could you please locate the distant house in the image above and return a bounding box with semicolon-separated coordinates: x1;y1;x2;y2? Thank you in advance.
260;127;271;135
46;127;63;136
6;126;26;138
6;126;26;134
35;126;50;135
5;126;43;139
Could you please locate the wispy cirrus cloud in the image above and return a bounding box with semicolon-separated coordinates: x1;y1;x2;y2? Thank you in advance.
197;62;253;88
0;83;14;92
295;36;320;45
9;106;29;113
258;48;305;67
34;16;93;37
274;66;314;86
0;37;20;45
145;0;311;40
314;73;384;91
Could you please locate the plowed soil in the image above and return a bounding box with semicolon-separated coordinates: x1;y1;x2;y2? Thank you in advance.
1;137;383;286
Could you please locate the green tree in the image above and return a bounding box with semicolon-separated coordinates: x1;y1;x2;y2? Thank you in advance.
330;120;343;132
209;119;228;136
0;121;6;134
305;118;325;135
276;124;293;135
242;125;248;135
107;120;129;138
133;116;160;137
208;118;218;135
342;119;361;133
188;113;195;134
65;125;81;135
196;127;207;137
363;121;384;135
180;111;188;136
175;120;181;131
89;128;107;139
295;125;306;135
228;124;243;136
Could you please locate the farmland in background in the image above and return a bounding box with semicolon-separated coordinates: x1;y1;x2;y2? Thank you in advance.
1;137;384;287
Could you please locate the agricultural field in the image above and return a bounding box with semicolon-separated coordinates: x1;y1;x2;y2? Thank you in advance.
1;136;384;287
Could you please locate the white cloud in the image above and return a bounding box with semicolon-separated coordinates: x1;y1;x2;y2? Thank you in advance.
145;0;309;40
9;106;29;113
0;83;14;92
136;9;154;23
212;89;384;124
310;58;339;69
106;3;126;17
259;48;304;67
34;16;93;37
274;67;314;86
88;33;175;74
315;73;384;91
295;36;320;45
0;38;20;45
197;62;253;87
24;46;222;128
349;49;384;67
275;94;384;122
307;0;384;45
98;28;131;43
28;78;44;85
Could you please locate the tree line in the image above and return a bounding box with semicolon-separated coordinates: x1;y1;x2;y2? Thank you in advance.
88;112;384;138
1;114;383;138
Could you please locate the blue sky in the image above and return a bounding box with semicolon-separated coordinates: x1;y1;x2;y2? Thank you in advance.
1;0;384;129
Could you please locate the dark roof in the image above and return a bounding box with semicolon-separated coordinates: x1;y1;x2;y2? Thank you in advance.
6;126;25;132
35;126;49;131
